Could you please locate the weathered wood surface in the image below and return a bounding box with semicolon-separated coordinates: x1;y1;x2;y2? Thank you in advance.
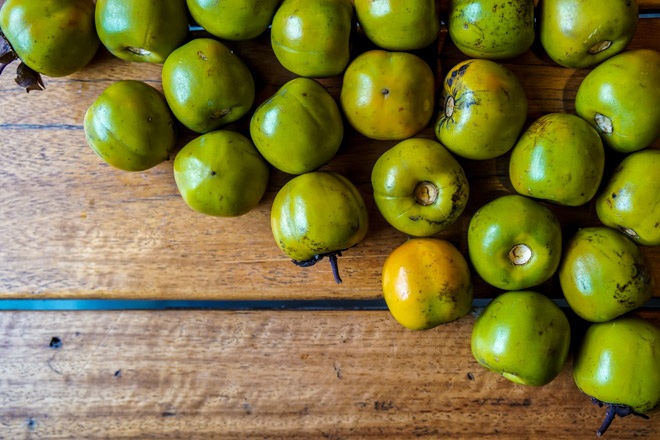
1;2;659;299
1;310;659;439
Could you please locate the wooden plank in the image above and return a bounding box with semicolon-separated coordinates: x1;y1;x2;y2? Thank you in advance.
1;310;659;439
0;7;659;299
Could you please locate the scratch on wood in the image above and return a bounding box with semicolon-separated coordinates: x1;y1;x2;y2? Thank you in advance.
333;362;342;379
74;312;125;376
46;357;63;375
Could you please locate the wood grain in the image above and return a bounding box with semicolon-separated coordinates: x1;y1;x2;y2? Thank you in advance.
0;3;659;299
1;310;659;439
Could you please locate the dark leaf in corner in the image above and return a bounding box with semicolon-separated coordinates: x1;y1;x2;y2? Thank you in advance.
15;62;45;92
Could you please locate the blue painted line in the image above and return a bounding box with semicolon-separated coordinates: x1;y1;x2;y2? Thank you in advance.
0;297;658;311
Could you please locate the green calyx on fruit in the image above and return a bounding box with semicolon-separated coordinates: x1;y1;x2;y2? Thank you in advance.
0;31;44;92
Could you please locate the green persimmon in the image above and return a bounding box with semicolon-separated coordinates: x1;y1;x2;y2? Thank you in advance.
84;80;176;171
186;0;281;41
540;0;638;68
467;194;562;290
173;130;269;217
509;113;605;207
371;138;469;237
354;0;439;51
573;316;660;436
0;0;99;90
271;172;369;283
471;290;571;386
559;227;654;322
250;77;343;175
271;0;353;77
435;58;528;160
575;49;660;153
596;149;660;246
162;38;255;133
448;0;535;59
95;0;189;64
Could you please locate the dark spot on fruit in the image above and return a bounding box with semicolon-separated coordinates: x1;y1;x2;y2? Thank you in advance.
381;88;389;96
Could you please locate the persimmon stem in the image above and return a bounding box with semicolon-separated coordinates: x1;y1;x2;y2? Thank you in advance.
591;397;649;437
292;250;345;284
328;253;342;284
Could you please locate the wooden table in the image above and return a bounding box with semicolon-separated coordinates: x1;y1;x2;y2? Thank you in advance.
1;1;659;438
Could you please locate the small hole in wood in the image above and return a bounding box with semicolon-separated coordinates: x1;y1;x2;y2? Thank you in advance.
49;337;62;349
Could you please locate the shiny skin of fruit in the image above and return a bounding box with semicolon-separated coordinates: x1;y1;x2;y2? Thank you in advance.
173;130;269;217
354;0;439;51
371;138;469;237
162;38;255;134
573;316;660;435
471;290;571;386
575;49;660;153
434;58;528;160
448;0;535;59
271;171;368;263
340;50;435;140
382;238;473;330
250;77;344;175
186;0;281;41
509;113;605;207
540;0;638;69
0;0;99;77
596;149;660;246
84;80;176;172
559;227;654;322
270;0;353;77
95;0;189;64
467;194;562;290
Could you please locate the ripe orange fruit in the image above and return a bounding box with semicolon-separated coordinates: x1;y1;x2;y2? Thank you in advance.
382;238;473;330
